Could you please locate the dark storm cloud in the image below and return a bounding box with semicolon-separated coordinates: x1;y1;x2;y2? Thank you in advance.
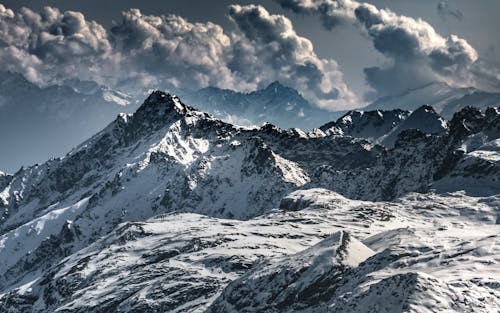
437;1;464;21
0;2;358;110
274;0;499;99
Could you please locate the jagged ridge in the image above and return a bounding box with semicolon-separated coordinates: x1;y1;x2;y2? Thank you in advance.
0;91;498;312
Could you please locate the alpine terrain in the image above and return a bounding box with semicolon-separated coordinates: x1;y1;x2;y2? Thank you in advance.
365;82;500;119
0;91;499;312
181;81;342;130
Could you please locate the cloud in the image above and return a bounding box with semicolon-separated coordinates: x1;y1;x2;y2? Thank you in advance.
273;0;358;30
227;4;357;109
0;3;358;110
0;5;113;85
0;3;13;17
109;8;237;91
275;0;497;99
354;2;477;97
437;1;464;21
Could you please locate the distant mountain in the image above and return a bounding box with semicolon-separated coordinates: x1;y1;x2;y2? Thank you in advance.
365;82;500;118
181;81;342;130
0;78;346;172
320;105;448;148
379;105;449;148
0;71;140;172
320;109;410;140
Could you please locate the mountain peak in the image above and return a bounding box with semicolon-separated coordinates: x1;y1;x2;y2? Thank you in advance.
144;90;182;108
413;104;437;113
180;82;337;130
380;104;448;148
263;80;294;94
266;80;284;88
136;90;192;118
99;90;207;145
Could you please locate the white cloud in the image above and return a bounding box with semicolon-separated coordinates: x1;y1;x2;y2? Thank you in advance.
228;4;358;109
0;5;113;85
275;0;497;98
0;3;359;110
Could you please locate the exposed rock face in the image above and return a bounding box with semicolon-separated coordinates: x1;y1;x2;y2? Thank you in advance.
320;105;449;148
0;172;11;191
0;92;498;312
320;108;410;140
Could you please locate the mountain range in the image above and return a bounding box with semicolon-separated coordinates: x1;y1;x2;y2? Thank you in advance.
364;81;500;119
0;74;337;173
2;69;500;174
180;81;341;130
0;91;498;312
320;105;449;148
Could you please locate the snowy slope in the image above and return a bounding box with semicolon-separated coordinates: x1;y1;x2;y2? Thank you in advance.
380;105;449;148
320;109;410;141
208;230;375;312
208;190;500;313
1;190;498;312
0;92;498;312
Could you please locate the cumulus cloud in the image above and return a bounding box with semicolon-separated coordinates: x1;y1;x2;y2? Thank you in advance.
109;8;238;91
275;0;497;99
437;1;464;21
0;2;358;110
274;0;358;29
354;2;477;97
0;3;13;17
227;4;357;108
0;5;113;85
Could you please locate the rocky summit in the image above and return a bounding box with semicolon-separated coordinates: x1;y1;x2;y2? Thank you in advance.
0;92;499;312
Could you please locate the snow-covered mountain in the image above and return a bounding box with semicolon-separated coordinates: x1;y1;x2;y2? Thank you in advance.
365;81;500;119
320;108;410;140
0;71;140;173
0;172;11;191
379;105;449;148
320;105;449;148
0;92;498;312
181;81;342;130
